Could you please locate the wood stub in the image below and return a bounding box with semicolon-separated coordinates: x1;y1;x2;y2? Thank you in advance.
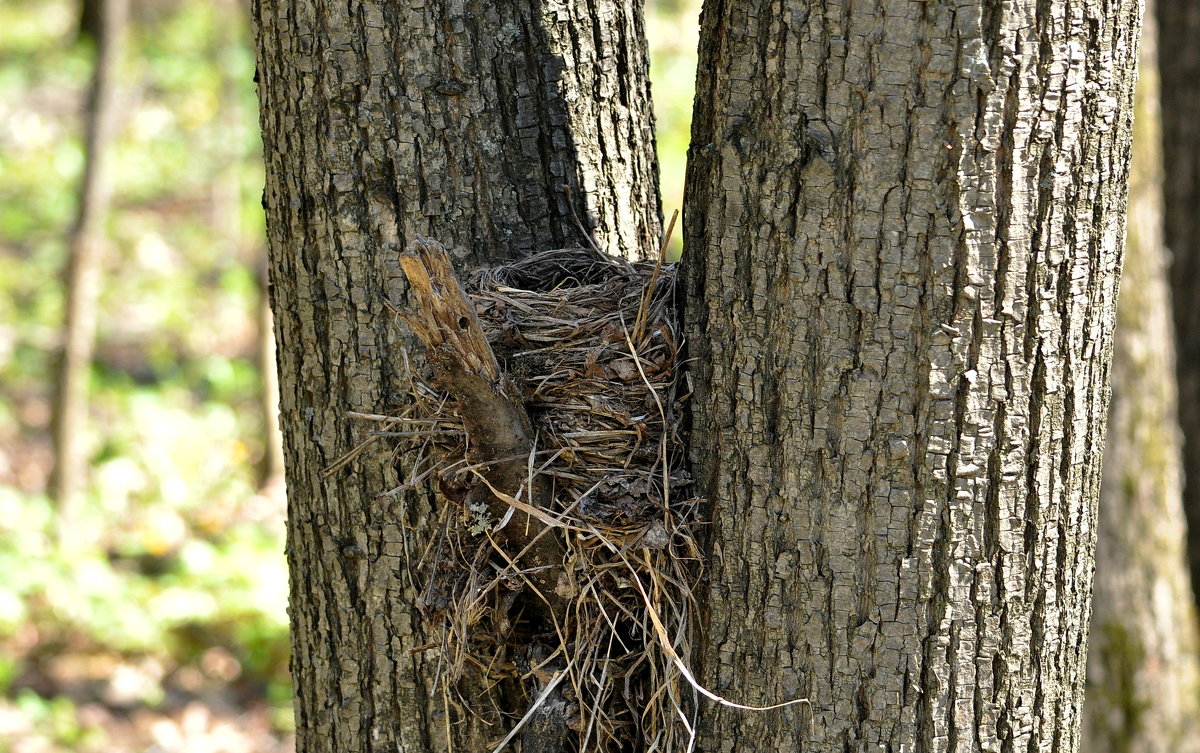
398;237;563;607
399;236;500;382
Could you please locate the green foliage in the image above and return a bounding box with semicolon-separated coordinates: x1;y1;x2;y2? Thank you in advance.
11;690;99;749
648;0;702;258
0;0;288;748
0;487;289;675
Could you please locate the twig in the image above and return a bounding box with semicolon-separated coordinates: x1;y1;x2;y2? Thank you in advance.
633;208;678;341
487;664;572;753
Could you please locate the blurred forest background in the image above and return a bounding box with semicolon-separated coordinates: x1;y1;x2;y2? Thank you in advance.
0;0;700;750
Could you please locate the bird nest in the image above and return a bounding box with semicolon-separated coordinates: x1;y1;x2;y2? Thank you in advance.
382;241;705;752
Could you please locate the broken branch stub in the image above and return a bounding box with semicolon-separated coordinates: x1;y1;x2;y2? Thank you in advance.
398;237;562;604
398;236;500;382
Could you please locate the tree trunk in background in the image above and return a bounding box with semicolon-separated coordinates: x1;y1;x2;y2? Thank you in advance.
51;0;128;534
1083;9;1200;750
77;0;101;42
684;0;1138;749
252;1;659;750
1159;0;1200;612
256;268;284;487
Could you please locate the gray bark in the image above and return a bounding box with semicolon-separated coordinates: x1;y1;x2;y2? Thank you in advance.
683;0;1140;750
1159;0;1200;612
252;1;659;751
1083;10;1200;750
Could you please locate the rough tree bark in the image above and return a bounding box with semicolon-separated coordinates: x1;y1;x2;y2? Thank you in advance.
1082;9;1200;750
252;1;659;751
1158;0;1200;611
51;0;129;534
684;0;1139;750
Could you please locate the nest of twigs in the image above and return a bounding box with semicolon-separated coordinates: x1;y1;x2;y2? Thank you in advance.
387;244;705;751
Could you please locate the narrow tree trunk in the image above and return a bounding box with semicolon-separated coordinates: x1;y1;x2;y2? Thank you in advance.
1083;10;1200;750
256;267;285;487
51;0;128;533
684;0;1139;749
78;0;102;42
1158;0;1200;612
252;1;659;750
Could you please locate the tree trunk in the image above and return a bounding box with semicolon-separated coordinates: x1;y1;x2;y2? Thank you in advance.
252;1;659;750
683;0;1139;750
1083;8;1200;750
256;266;285;488
51;0;128;534
1158;0;1200;612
